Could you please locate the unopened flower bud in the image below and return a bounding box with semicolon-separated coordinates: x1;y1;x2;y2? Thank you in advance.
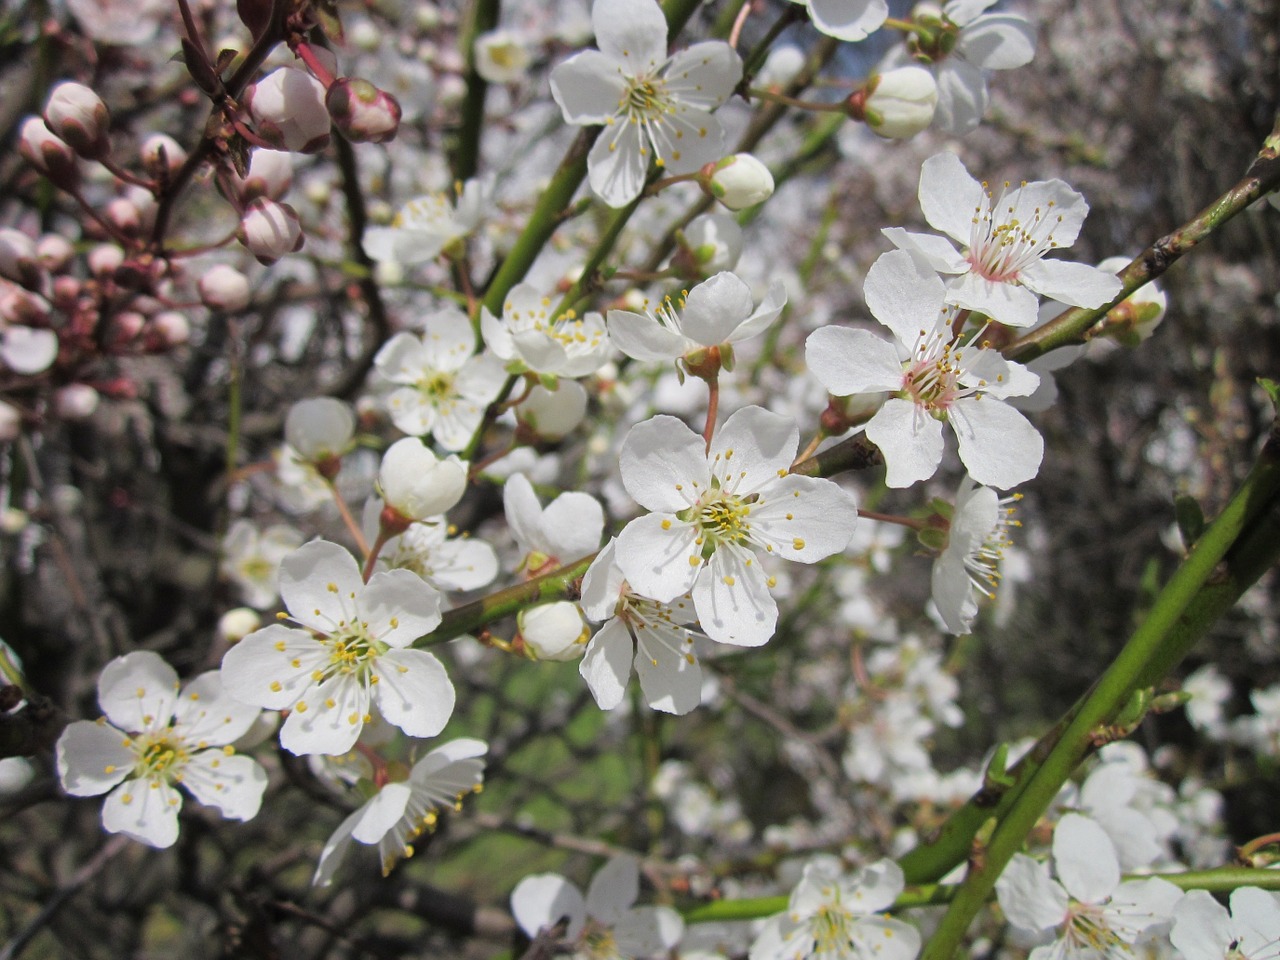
757;45;806;89
87;243;125;278
378;437;467;520
36;234;75;273
474;30;532;84
104;197;143;238
18;117;79;188
516;380;588;441
110;310;146;346
517;601;588;661
325;77;401;144
0;229;44;292
246;67;331;153
677;213;743;276
53;383;100;420
1093;256;1168;345
0;288;50;325
1;325;58;374
852;67;938;139
44;82;110;159
285;397;355;465
197;264;251;311
232;149;293;203
705;154;774;211
149;310;191;347
140;133;187;177
237;198;304;265
217;607;262;644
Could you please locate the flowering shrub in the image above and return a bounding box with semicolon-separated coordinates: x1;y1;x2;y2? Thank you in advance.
2;0;1280;958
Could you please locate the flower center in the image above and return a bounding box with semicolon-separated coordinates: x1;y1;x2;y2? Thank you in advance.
625;76;672;117
582;923;619;960
968;180;1064;283
963;494;1021;600
418;371;457;404
134;731;189;780
811;902;854;957
1064;901;1125;953
695;489;753;550
327;625;380;675
902;326;964;416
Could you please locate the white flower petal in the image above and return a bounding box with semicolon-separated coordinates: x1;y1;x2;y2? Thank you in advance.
593;0;668;70
581;620;634;710
1169;890;1234;960
549;50;628;124
634;634;701;715
711;405;798;493
98;650;178;734
614;906;685;955
865;398;945;488
372;648;455;739
56;720;134;796
102;776;181;848
680;271;755;346
692;545;777;647
616;513;700;602
511;873;587;940
279;540;364;633
806;0;888;42
933;59;988;135
728;278;788;343
665;41;742;109
946;270;1042;328
620;415;710;512
171;671;262;745
607;309;688;361
951;397;1043;489
541;491;605;560
586;854;640;922
750;474;859;563
312;806;362;887
805;326;904;396
220;624;327;710
588;112;649;207
182;750;267;820
881;227;968;275
995;853;1067;932
1053;812;1119;905
865;248;955;344
1019;258;1123;310
279;674;369;756
358;569;442;648
955;13;1036;70
918;152;986;246
350;782;413;844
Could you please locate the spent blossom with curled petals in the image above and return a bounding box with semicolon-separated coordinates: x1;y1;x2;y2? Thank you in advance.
481;283;612;378
549;0;741;207
56;651;267;848
884;152;1122;329
1171;887;1280;960
511;854;684;960
312;738;487;886
363;176;492;265
374;306;505;450
607;272;786;371
220;540;453;755
806;250;1043;489
615;405;859;647
749;856;921;960
579;538;705;715
884;0;1036;135
930;477;1021;635
995;813;1181;960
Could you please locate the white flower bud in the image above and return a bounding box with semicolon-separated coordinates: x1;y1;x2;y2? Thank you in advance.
2;325;58;374
517;380;588;441
378;437;467;520
325;78;401;144
104;197;143;238
197;264;251;311
149;310;191;347
518;601;589;661
53;383;99;420
237;198;304;265
757;45;806;89
246;67;331;153
18;117;79;188
861;67;938;139
681;213;743;274
217;607;262;644
0;229;43;291
285;397;356;463
87;243;124;278
474;30;532;84
707;154;775;211
233;149;293;202
140;133;186;177
36;234;75;272
0;508;29;535
44;82;111;159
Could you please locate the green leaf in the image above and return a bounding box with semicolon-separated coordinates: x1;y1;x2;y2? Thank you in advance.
1174;494;1205;549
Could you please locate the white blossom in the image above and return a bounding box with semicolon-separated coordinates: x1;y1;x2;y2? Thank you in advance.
364;177;492;265
481;283;612;378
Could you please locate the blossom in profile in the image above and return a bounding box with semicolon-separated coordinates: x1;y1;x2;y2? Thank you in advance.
481;283;612;378
363;176;492;264
312;738;487;885
511;854;684;958
616;406;859;647
805;250;1043;489
930;478;1021;635
57;651;267;848
607;272;786;366
549;0;741;207
885;152;1121;329
220;540;453;755
749;856;920;960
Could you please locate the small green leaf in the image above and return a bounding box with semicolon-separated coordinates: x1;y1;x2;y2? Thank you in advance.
1174;494;1205;549
1259;378;1280;416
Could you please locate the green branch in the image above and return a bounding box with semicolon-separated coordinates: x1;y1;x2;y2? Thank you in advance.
450;0;501;182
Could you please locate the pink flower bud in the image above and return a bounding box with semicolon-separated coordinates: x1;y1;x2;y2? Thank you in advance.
325;77;401;144
149;310;191;347
0;288;50;325
197;264;251;311
52;275;82;308
140;134;187;177
53;384;100;420
231;148;293;203
18;117;79;189
87;243;125;277
237;198;304;265
104;197;143;238
43;82;111;159
246;67;331;154
110;310;146;346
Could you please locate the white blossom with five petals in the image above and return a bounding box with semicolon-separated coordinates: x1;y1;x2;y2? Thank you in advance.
615;406;859;646
220;540;453;756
